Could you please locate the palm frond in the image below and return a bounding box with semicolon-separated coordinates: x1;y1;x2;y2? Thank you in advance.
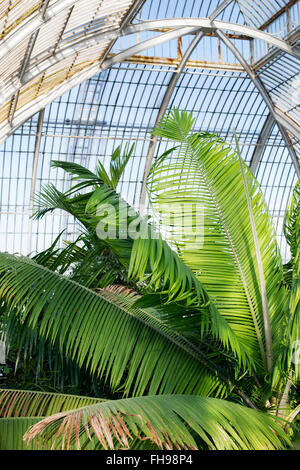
0;252;227;398
33;159;254;369
272;178;300;388
0;389;103;450
23;394;290;450
51;143;134;191
51;160;103;184
148;108;287;372
0;417;44;450
234;131;273;372
284;177;300;267
84;185;253;369
109;143;134;189
128;237;252;369
0;388;103;418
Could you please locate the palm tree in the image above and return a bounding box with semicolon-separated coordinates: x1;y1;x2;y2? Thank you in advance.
0;109;298;450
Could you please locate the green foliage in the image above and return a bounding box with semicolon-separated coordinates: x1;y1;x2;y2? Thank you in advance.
148;108;287;373
49;143;134;191
0;389;103;450
0;388;104;418
0;254;227;398
34;154;250;370
284;177;300;271
0;110;298;450
11;391;290;450
272;178;300;389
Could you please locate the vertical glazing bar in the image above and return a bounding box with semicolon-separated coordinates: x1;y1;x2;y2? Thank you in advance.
27;108;45;253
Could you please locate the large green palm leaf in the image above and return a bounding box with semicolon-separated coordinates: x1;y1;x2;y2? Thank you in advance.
272;179;300;390
21;393;289;450
0;388;103;418
0;253;227;398
0;389;103;450
34;163;253;368
148;109;287;372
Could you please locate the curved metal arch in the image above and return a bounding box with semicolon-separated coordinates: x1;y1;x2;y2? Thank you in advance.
122;19;300;59
250;114;275;175
137;0;236;212
1;18;299;112
0;1;298;260
7;0;144;125
1;14;299;64
209;0;235;21
27;108;45;253
0;26;199;106
216;30;300;141
216;29;300;175
0;61;100;144
0;16;299;156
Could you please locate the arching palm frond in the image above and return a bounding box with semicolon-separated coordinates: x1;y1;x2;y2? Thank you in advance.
22;394;290;450
33;164;253;369
284;177;300;270
0;388;104;418
50;143;134;191
107;143;135;190
86;186;255;369
0;418;44;450
272;178;300;390
148;108;287;372
0;389;103;450
0;253;228;399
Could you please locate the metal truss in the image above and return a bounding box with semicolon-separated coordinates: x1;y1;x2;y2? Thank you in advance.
0;0;78;60
0;0;299;257
0;17;299;145
250;114;275;174
216;29;300;174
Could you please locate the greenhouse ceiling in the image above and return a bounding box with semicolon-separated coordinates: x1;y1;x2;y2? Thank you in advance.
0;0;299;260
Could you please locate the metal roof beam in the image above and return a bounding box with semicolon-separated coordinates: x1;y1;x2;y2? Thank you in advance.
6;1;142;126
253;28;300;72
142;28;250;40
0;0;77;60
216;29;300;176
138;2;245;211
116;54;243;71
27;108;45;254
0;26;199;106
276;123;300;177
250;113;275;175
0;18;299;149
2;17;299;108
1;16;299;66
122;19;300;60
258;0;298;31
8;0;51;124
209;0;234;21
102;26;202;69
0;63;101;144
97;0;146;67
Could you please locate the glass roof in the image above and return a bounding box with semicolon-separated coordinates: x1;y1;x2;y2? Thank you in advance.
0;0;299;261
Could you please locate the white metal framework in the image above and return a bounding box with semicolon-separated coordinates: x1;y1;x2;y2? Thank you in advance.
0;0;299;259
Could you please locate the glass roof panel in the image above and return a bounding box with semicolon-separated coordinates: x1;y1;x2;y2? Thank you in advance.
0;0;299;262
